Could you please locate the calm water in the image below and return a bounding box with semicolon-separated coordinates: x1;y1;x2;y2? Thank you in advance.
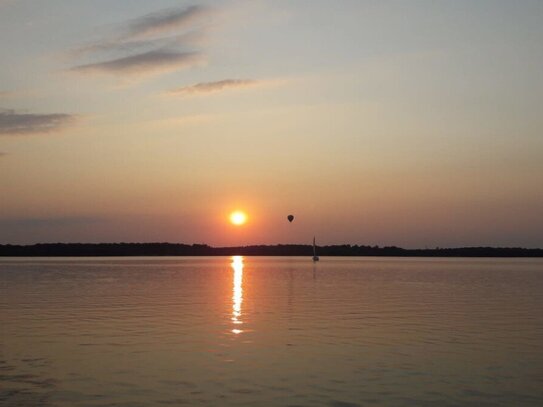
1;257;542;406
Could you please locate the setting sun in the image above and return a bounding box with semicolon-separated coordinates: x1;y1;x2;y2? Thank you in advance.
229;211;248;226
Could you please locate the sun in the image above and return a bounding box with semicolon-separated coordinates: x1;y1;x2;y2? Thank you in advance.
229;211;247;226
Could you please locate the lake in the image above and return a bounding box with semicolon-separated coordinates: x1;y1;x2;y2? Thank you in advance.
1;257;542;406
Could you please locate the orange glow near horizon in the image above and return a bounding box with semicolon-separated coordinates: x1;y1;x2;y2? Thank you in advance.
231;256;244;334
229;211;248;226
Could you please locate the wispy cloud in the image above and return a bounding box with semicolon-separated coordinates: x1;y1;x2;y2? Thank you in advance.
167;79;266;96
125;5;210;39
0;109;77;135
69;31;205;59
68;5;214;80
71;50;202;76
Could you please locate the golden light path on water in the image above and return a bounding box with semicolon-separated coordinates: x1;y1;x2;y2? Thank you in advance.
231;256;244;334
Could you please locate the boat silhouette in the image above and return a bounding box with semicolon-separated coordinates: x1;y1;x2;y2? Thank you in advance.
312;237;319;261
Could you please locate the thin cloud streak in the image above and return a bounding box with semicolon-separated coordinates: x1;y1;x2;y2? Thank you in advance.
0;110;77;135
69;31;206;59
70;50;203;76
125;5;210;39
168;79;265;96
68;5;213;80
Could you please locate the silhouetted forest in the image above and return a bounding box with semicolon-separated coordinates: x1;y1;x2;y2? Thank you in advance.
0;243;542;257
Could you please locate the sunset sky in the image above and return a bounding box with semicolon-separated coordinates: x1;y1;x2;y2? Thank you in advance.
1;0;542;248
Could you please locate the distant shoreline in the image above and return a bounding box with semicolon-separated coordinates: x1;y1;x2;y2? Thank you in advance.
1;243;542;257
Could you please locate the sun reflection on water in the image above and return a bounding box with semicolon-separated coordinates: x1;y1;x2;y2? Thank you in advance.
231;255;244;334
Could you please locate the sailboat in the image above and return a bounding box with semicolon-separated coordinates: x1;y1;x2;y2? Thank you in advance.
312;236;319;261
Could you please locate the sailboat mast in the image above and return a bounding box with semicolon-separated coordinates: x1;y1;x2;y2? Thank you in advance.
312;237;319;261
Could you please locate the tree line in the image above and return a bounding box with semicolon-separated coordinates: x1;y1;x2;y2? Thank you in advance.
1;243;542;257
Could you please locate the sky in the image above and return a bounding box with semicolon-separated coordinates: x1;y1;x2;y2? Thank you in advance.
1;0;542;248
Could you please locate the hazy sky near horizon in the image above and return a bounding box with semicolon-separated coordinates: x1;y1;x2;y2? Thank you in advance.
1;0;542;247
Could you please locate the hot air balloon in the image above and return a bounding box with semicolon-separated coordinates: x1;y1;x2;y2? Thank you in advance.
287;215;294;223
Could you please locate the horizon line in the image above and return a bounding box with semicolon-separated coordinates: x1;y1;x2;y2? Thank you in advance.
1;242;542;250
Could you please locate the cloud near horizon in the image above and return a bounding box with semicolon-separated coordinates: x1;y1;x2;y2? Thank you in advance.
167;79;267;96
0;216;106;232
0;110;77;135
